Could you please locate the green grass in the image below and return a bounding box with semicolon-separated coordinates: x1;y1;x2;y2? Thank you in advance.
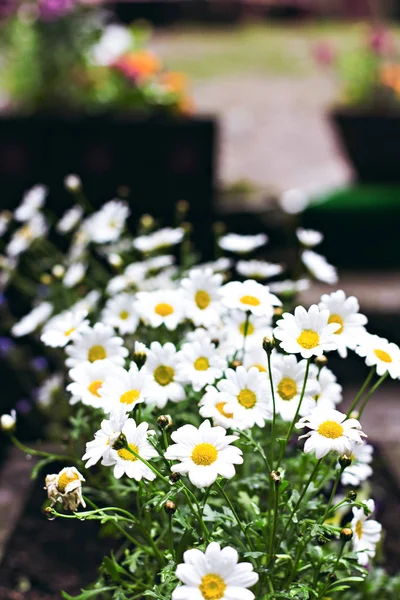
155;21;400;80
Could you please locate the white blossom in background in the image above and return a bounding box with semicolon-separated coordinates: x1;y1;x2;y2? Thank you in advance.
102;293;139;334
7;213;48;256
133;227;184;253
67;359;118;409
135;290;186;331
355;333;400;378
280;188;309;214
11;302;53;337
218;232;268;254
351;499;382;566
302;250;338;284
91;24;132;65
142;342;185;408
220;279;281;318
269;278;310;294
63;262;87;288
176;339;227;392
37;373;63;407
309;365;342;410
56;205;83;234
41;309;89;348
83;200;130;243
296;227;323;248
14;184;47;222
236;259;283;280
181;267;223;327
341;441;373;487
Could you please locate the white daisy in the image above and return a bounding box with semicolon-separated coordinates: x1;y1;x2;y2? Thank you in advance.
176;340;227;392
302;250;338;285
83;200;130;243
319;290;368;358
309;365;342;410
63;262;87;288
107;262;147;295
296;408;366;459
222;310;273;353
340;441;373;487
133;227;184;253
270;354;320;422
181;267;223;327
0;210;12;238
143;254;175;274
65;323;128;368
7;213;48;257
242;346;273;373
296;227;323;248
82;406;129;467
355;333;400;378
142;342;185;408
137;267;179;292
236;260;283;280
102;293;139;334
91;23;132;66
199;385;240;429
165;420;243;488
11;302;53;337
220;279;281;318
99;363;152;412
218;233;268;254
273;304;339;359
67;359;118;409
136;290;185;331
14;184;47;222
217;366;272;429
173;542;259;600
71;290;101;315
198;257;233;274
41;309;89;348
102;419;157;481
37;373;63;407
56;205;83;234
351;499;382;566
269;278;310;295
45;466;85;511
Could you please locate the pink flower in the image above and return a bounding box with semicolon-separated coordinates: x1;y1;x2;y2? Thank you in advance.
312;41;335;67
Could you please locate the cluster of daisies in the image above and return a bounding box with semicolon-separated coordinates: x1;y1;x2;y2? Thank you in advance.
3;182;399;597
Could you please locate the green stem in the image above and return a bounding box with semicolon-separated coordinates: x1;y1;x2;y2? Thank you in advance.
320;467;345;524
357;372;389;419
266;349;277;467
10;436;79;464
124;445;169;484
241;311;251;361
268;481;280;561
216;480;253;551
346;367;375;417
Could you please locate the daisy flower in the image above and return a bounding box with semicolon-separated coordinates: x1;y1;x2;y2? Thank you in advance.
176;340;227;392
67;359;118;409
56;205;83;234
270;355;320;422
222;311;273;353
142;342;185;408
351;499;382;566
45;466;85;511
82;406;129;468
218;232;268;254
355;333;400;378
14;184;47;222
37;373;63;407
296;227;323;248
308;365;342;410
269;278;310;295
165;420;243;488
41;309;89;348
181;267;223;327
217;366;272;429
220;280;281;318
273;304;339;359
242;346;273;373
143;254;175;274
302;250;338;284
83;200;130;243
199;385;240;429
7;213;48;257
199;257;233;273
99;363;152;412
133;227;184;253
340;441;373;487
71;290;101;315
65;323;128;368
137;267;179;292
318;290;368;358
11;302;53;338
107;262;147;294
102;293;139;334
136;290;185;331
63;262;87;288
236;260;283;280
102;419;157;481
173;542;258;600
296;408;366;459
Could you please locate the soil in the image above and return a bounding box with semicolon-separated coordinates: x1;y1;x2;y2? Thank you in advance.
0;448;399;599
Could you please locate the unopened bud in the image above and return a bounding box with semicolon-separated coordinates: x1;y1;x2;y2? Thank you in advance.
350;410;359;420
262;336;275;354
157;415;172;430
140;214;155;231
108;253;122;268
347;490;357;501
169;472;180;484
112;433;128;451
273;307;283;317
1;410;16;433
132;342;147;369
340;527;353;542
52;264;65;278
231;359;242;369
315;355;328;368
64;174;81;192
176;200;190;215
164;500;177;514
328;573;337;583
211;338;220;348
317;536;328;546
339;454;352;469
40;274;52;285
270;470;281;485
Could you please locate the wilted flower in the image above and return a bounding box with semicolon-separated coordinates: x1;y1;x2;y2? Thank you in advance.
45;467;86;511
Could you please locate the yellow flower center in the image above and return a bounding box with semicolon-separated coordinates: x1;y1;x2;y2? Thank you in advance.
216;401;234;418
253;363;267;372
120;389;140;405
155;303;174;317
277;377;297;401
195;290;211;310
199;574;227;600
191;443;218;466
374;349;392;363
194;357;210;371
237;388;257;409
318;420;344;439
20;224;32;240
297;329;320;349
154;365;174;386
118;443;139;461
57;471;79;493
88;345;107;362
88;380;103;397
64;327;76;337
119;310;129;320
239;321;255;336
240;295;260;307
355;520;363;539
328;314;344;335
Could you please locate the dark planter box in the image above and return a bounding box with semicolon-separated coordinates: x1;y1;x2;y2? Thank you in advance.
331;109;400;183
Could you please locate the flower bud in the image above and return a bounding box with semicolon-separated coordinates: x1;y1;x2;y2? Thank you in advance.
231;359;242;369
64;174;81;192
51;264;65;279
211;338;220;348
270;470;281;485
1;410;16;433
340;527;353;542
112;433;128;451
40;273;52;285
273;307;283;318
108;253;122;268
350;410;359;420
170;472;180;484
132;342;147;369
347;490;357;501
164;500;177;515
328;573;337;583
140;214;154;231
314;355;328;368
176;199;190;215
157;415;172;430
339;454;352;469
262;336;275;354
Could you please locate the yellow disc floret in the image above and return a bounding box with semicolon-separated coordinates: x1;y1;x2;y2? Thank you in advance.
57;471;79;493
237;388;257;409
154;365;174;386
195;290;211;310
88;345;107;362
199;574;227;600
374;349;392;363
191;443;218;466
120;389;140;405
328;314;344;335
240;295;260;307
277;377;297;401
239;321;255;336
155;303;174;317
318;420;344;439
216;401;234;418
297;329;320;350
118;443;139;461
194;357;210;371
88;380;103;397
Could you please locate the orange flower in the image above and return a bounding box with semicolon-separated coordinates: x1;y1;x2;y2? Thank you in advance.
380;63;400;95
160;71;189;94
113;50;161;82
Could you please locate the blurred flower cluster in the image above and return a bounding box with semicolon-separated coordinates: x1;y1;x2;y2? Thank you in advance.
0;2;193;114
